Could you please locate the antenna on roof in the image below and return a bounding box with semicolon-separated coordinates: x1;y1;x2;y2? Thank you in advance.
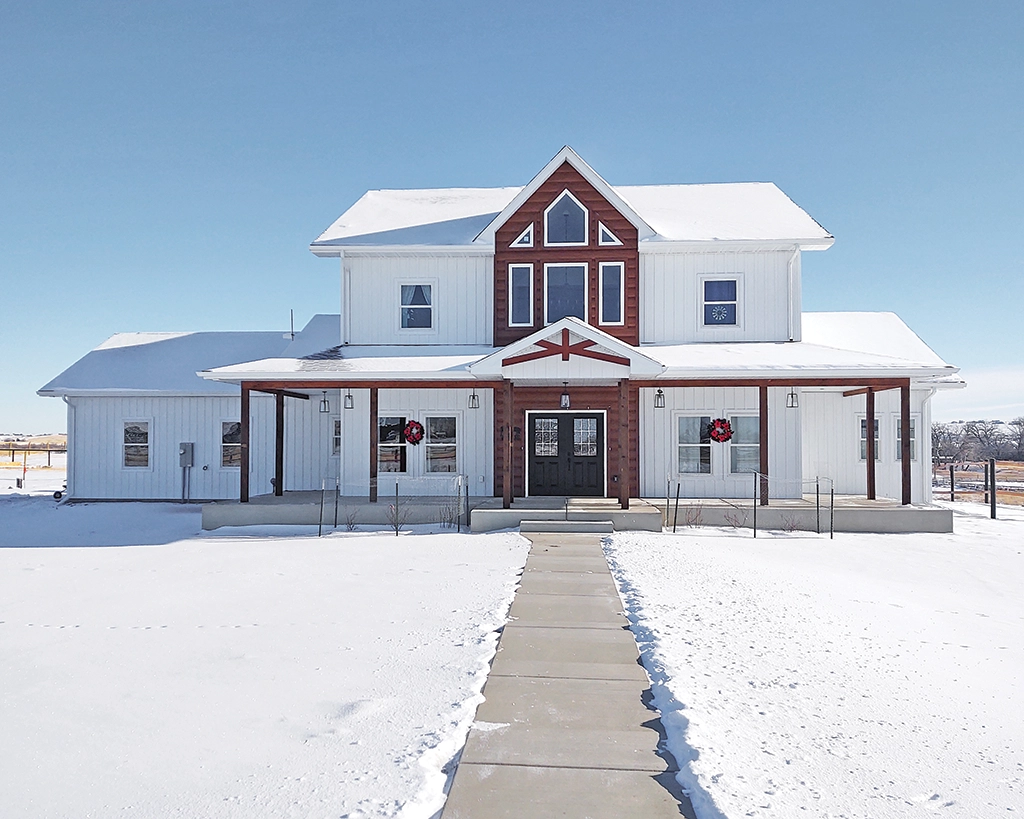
290;309;295;340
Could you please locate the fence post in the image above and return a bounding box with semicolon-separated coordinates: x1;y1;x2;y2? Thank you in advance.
672;482;680;533
949;464;954;502
752;472;757;538
990;458;997;520
815;477;821;535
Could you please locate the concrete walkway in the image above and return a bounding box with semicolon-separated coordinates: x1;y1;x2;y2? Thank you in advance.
442;533;695;818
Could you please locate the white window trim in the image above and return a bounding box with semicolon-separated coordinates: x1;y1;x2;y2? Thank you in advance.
330;415;342;458
597;221;622;246
727;414;760;475
598;262;625;326
121;418;153;471
895;415;919;462
856;414;882;462
396;279;438;335
508;263;534;327
219;418;242;470
543;189;589;247
378;409;463;477
673;411;714;477
424;413;460;475
543;262;588;325
698;273;744;331
510;222;534;248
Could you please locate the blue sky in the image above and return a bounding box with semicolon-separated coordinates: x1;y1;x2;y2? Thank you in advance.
2;1;1021;432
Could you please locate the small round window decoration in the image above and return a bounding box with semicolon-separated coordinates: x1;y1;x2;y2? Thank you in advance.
711;306;730;322
708;418;733;443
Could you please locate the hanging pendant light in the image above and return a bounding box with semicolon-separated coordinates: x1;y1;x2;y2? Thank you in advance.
654;388;666;409
560;382;570;410
344;389;354;410
468;389;480;409
786;387;799;409
319;391;330;413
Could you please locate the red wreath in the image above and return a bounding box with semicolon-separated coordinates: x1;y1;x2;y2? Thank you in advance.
708;418;733;443
403;420;424;445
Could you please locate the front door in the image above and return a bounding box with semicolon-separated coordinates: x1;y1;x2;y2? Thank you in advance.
528;413;604;496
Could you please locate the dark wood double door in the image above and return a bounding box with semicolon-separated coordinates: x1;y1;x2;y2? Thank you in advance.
527;412;604;496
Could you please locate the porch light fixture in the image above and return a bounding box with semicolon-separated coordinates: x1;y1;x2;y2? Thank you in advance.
319;391;330;414
654;388;666;409
560;382;571;410
786;387;799;409
344;389;354;410
468;389;480;410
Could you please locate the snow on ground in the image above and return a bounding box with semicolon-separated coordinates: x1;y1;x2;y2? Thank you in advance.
1;475;529;819
606;504;1024;819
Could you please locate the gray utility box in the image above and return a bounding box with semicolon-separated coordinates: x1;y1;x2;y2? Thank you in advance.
179;442;194;468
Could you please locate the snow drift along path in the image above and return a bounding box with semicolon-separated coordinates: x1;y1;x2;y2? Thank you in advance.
0;495;529;819
606;504;1024;819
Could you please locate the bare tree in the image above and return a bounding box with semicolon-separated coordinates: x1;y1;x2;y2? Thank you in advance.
1007;417;1024;461
963;420;1009;460
932;422;968;465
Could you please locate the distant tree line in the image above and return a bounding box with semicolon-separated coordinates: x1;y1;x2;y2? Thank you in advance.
932;419;1024;463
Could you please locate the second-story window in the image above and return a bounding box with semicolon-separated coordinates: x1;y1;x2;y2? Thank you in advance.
545;264;587;323
703;279;737;326
544;190;588;246
599;262;624;325
509;264;533;327
400;284;432;329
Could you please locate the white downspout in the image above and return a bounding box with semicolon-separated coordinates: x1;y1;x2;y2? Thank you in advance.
339;251;349;346
787;246;799;342
62;395;75;497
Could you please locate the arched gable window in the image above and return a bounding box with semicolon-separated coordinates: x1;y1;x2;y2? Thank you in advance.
544;190;588;246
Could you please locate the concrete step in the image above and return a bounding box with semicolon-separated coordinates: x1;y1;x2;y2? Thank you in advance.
519;520;615;534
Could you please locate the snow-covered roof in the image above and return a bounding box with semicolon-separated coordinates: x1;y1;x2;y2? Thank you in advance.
38;331;290;396
801;312;950;369
311;155;833;253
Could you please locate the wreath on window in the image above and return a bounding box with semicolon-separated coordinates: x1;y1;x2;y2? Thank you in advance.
403;420;424;445
708;418;733;443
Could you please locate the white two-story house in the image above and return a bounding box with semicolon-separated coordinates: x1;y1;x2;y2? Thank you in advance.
40;147;962;522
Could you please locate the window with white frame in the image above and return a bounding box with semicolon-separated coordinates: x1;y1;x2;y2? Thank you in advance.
729;416;760;474
597;221;622;246
678;416;712;474
599;262;624;325
896;418;917;460
544;190;588;246
400;284;432;329
379;416;407;472
425;416;457;473
510;223;533;248
859;418;880;461
545;263;587;323
123;421;149;468
221;421;241;467
703;279;738;326
332;417;342;457
509;264;533;327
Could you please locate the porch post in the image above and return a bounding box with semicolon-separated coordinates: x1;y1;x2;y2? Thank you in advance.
901;381;912;505
369;386;378;503
503;380;513;508
759;385;769;506
274;392;284;497
618;379;629;509
866;387;876;500
240;383;250;503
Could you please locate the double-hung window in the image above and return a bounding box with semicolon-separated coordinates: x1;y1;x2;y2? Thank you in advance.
509;264;533;327
331;418;342;457
896;418;917;461
425;416;457;473
123;421;150;468
400;284;432;329
379;416;407;472
703;279;737;326
678;416;712;474
221;421;241;467
545;264;587;323
859;418;880;461
729;416;760;474
599;262;624;325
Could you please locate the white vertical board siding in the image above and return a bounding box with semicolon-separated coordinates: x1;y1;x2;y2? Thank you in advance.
371;388;494;498
801;389;931;503
639;386;801;499
345;254;493;345
639;249;794;344
68;395;245;500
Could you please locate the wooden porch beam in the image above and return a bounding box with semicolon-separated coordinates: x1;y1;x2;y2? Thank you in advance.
257;388;310;401
369;387;378;503
618;379;629;510
237;380;495;391
901;382;912;505
503;380;513;508
866;388;876;500
842;385;900;398
631;377;912;389
759;385;769;506
240;383;250;503
274;392;284;497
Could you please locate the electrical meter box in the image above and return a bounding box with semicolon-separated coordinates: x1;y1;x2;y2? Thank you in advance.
179;442;194;468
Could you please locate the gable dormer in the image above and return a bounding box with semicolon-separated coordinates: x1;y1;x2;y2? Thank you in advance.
493;159;641;346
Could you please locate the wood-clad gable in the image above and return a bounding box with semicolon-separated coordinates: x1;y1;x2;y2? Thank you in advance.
494;162;640;346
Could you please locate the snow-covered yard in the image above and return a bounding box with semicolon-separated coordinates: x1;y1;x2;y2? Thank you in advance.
607;504;1024;819
0;477;528;819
